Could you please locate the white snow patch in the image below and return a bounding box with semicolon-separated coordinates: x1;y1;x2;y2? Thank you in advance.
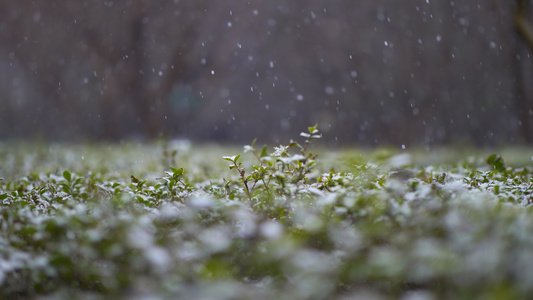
260;221;283;239
387;153;412;168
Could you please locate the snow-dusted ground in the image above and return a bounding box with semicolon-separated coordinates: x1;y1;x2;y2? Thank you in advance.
1;142;533;299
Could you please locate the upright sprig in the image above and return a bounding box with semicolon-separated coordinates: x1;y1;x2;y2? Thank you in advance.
223;125;322;206
298;123;322;155
223;155;253;204
160;166;191;196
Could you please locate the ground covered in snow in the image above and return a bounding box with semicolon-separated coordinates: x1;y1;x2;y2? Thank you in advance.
1;130;533;299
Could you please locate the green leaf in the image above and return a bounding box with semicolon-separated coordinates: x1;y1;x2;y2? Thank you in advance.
61;184;71;194
63;170;72;182
260;145;268;157
487;154;506;173
131;175;140;183
223;155;240;162
171;167;184;177
308;123;319;134
288;142;300;148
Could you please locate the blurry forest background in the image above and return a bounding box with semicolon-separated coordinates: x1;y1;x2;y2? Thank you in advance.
1;0;533;146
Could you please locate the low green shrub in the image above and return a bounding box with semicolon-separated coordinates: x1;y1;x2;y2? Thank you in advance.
1;128;533;299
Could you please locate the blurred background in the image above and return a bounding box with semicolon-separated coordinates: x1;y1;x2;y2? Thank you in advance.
1;0;533;147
